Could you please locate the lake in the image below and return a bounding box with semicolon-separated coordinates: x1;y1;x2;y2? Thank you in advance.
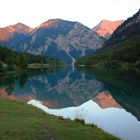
0;66;140;140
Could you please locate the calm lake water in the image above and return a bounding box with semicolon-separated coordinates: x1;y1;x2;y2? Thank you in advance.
0;67;140;140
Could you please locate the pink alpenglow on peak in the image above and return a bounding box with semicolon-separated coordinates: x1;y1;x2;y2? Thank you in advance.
93;20;124;39
5;23;33;33
0;23;32;41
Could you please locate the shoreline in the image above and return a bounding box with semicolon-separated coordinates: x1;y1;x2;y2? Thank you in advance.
0;97;120;140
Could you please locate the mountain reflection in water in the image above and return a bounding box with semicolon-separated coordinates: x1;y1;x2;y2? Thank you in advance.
28;91;140;140
0;67;140;140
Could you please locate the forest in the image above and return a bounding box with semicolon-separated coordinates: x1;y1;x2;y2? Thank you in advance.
76;36;140;69
0;45;64;73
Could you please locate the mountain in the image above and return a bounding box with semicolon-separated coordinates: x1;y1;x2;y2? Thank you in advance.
0;23;33;52
93;20;124;39
0;23;32;41
4;23;32;34
0;19;103;64
76;9;140;69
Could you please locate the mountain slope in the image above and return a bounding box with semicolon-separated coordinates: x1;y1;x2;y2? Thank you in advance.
0;19;103;64
0;23;32;51
106;9;140;47
93;20;124;39
0;28;11;41
76;10;140;69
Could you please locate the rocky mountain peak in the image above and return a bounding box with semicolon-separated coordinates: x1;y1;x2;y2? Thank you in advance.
5;23;32;33
93;20;124;39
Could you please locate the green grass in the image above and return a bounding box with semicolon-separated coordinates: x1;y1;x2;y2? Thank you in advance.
0;98;120;140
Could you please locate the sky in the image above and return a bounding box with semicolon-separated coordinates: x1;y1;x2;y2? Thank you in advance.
0;0;140;28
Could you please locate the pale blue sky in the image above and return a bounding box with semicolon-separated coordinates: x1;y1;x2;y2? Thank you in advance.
0;0;140;28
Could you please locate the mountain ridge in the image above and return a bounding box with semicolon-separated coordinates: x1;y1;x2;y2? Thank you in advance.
0;19;103;64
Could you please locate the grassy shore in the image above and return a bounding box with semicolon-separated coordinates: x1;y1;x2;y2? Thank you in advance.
27;63;50;69
0;98;120;140
27;63;67;69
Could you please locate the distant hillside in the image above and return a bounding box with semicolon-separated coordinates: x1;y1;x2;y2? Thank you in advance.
93;20;124;39
0;19;103;64
76;10;140;69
